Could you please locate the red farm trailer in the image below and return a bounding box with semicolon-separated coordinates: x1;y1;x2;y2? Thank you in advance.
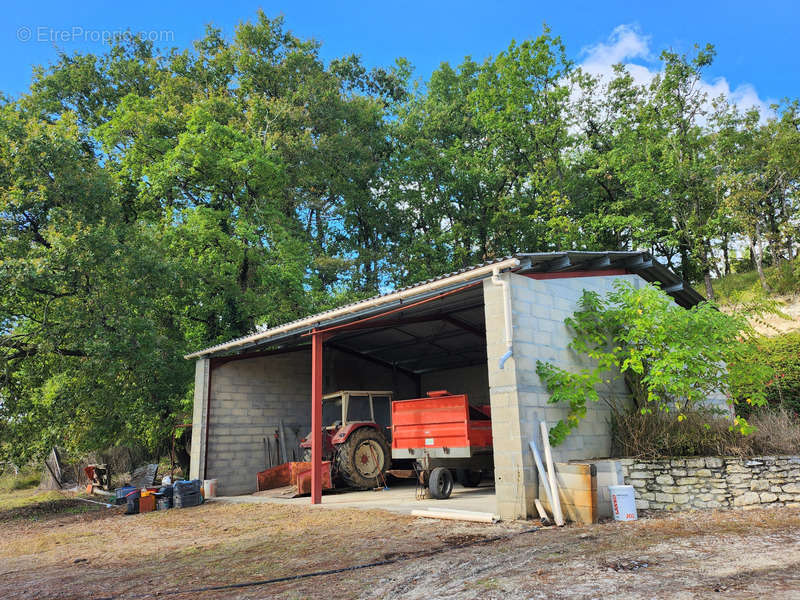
390;391;493;499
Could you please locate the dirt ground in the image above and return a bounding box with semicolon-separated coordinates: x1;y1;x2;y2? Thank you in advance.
2;490;800;599
744;293;800;336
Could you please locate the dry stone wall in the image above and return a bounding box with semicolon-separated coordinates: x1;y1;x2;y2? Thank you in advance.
620;456;800;511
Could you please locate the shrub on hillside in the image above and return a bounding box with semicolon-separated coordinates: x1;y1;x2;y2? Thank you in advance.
766;258;800;296
611;407;800;458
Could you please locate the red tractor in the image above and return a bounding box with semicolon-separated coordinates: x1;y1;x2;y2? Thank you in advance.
300;390;392;489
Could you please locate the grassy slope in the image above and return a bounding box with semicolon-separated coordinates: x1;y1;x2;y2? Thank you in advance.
710;259;799;306
711;269;764;305
0;469;41;493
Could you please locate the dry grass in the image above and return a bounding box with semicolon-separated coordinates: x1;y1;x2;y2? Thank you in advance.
747;409;800;454
611;407;800;458
0;490;512;600
2;488;800;599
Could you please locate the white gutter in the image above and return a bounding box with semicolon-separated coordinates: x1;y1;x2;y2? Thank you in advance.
491;266;514;369
185;257;522;359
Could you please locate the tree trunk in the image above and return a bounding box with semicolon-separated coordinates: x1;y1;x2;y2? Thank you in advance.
722;235;731;275
704;271;715;300
703;243;715;300
750;225;771;293
782;196;794;260
679;242;691;282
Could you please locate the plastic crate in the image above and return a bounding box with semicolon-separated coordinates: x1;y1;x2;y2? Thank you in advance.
174;479;201;495
174;492;202;508
125;489;140;515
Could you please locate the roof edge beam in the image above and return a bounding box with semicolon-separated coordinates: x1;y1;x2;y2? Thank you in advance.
664;282;684;293
625;255;654;270
327;342;419;380
588;256;611;269
532;254;571;272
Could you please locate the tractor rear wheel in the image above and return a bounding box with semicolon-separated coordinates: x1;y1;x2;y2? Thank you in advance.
335;427;390;489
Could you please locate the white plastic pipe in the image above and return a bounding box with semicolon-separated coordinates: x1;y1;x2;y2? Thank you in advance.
411;509;499;523
186;257;522;359
540;421;565;526
491;267;514;369
534;498;550;523
529;439;556;511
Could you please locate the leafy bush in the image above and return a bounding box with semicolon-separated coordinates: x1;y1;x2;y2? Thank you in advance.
536;280;772;446
611;407;800;458
766;258;800;296
0;467;41;492
735;332;800;416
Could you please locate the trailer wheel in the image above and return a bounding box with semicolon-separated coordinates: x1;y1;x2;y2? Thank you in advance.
429;467;454;499
336;427;390;489
456;469;483;488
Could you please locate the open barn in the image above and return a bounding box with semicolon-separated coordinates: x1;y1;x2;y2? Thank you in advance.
186;250;703;520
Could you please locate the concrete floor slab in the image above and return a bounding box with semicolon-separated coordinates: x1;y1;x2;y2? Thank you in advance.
215;481;497;516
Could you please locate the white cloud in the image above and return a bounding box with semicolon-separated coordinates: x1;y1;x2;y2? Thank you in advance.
580;25;652;76
578;25;774;118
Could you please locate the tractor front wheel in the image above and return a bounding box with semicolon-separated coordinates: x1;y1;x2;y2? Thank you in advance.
335;427;390;489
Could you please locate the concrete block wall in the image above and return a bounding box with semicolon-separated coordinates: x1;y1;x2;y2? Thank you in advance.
512;273;639;462
204;351;312;496
191;347;418;496
484;272;640;520
484;276;529;521
189;359;211;481
420;364;490;405
327;350;418;399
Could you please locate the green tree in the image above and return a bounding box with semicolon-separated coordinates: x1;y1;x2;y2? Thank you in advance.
0;101;191;460
385;29;580;284
713;102;800;291
572;46;724;296
0;12;406;462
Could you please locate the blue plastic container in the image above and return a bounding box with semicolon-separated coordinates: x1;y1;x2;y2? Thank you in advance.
116;485;137;500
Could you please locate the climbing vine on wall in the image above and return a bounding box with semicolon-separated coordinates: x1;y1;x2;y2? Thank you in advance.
536;281;772;446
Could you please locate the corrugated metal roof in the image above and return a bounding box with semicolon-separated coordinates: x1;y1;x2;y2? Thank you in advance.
254;255;514;332
184;250;705;359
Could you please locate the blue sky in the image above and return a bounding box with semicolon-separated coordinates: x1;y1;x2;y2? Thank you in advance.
2;1;798;108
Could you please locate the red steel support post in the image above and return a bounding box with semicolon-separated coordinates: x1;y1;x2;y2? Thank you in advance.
311;330;323;504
